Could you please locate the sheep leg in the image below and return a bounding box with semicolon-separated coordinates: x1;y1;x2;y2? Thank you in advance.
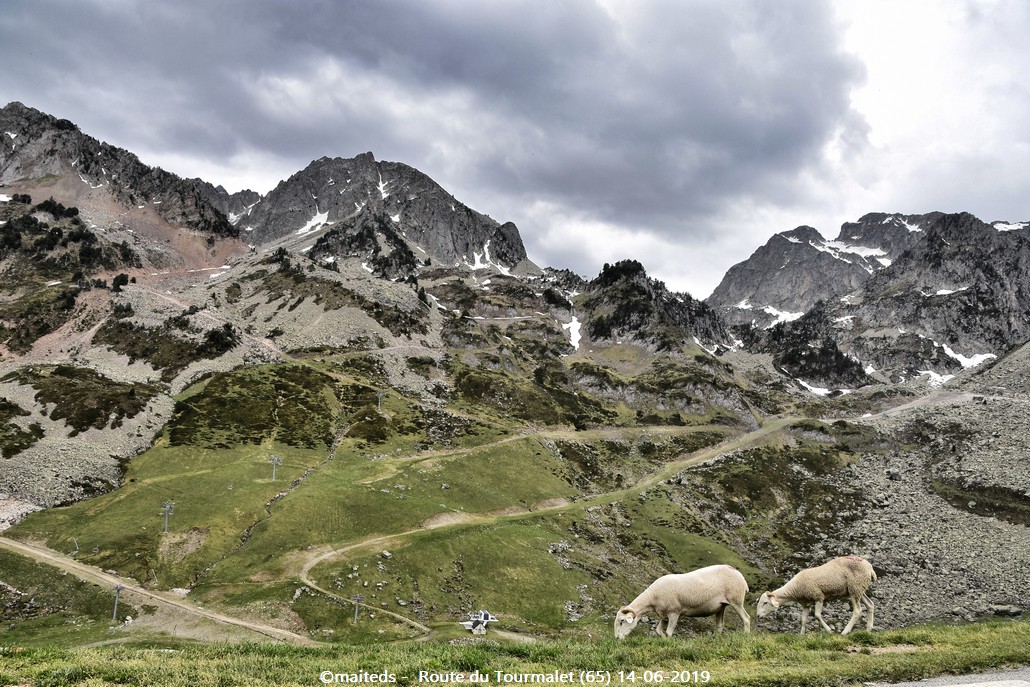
729;601;751;633
800;606;810;634
840;598;863;635
654;614;665;636
862;594;875;631
665;612;680;637
814;600;834;632
714;607;726;634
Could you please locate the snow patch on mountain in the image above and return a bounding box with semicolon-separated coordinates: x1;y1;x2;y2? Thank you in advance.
297;210;329;236
563;317;582;350
930;287;968;296
941;344;996;369
808;239;887;273
919;370;955;388
798;380;831;396
763;306;804;328
77;173;104;189
228;200;260;226
692;336;717;356
466;241;511;275
882;214;923;232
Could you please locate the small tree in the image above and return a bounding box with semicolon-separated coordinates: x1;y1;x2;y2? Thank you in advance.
111;273;129;292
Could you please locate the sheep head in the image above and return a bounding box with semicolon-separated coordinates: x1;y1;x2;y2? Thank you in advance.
756;592;781;618
614;607;640;639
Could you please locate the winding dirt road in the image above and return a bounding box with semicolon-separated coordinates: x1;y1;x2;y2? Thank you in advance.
2;387;980;644
0;536;319;646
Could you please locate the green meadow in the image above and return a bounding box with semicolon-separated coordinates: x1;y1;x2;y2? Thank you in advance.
1;621;1027;687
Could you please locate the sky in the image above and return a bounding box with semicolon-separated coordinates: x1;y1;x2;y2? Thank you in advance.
2;1;1029;298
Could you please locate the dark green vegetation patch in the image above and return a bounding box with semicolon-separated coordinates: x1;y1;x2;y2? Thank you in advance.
452;363;616;429
671;444;867;573
93;320;239;380
554;431;725;493
169;364;339;449
0;198;140;353
0;283;80;354
0;397;43;458
1;365;159;436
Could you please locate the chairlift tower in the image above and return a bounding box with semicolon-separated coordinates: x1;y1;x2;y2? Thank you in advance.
160;501;175;533
112;584;125;622
269;454;283;481
352;594;365;624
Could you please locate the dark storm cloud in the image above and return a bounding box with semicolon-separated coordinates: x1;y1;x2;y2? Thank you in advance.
0;0;865;283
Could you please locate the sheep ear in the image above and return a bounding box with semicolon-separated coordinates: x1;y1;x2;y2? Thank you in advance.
769;594;781;608
618;608;634;621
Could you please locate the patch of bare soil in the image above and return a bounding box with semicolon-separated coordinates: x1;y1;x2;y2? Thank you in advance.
110;587;280;645
159;527;208;564
422;512;476;528
531;497;570;510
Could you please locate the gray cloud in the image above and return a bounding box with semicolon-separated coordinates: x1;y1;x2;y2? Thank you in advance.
0;1;892;295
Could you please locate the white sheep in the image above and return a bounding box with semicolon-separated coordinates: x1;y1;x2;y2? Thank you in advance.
756;555;876;635
614;564;751;639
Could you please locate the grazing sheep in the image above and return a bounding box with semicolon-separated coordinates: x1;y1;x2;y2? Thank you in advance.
614;564;751;639
756;555;876;635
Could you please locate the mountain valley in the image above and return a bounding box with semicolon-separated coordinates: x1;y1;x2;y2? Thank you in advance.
0;102;1027;645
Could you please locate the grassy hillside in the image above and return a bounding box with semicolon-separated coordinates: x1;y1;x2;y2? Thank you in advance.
2;255;932;647
0;548;137;648
8;336;802;643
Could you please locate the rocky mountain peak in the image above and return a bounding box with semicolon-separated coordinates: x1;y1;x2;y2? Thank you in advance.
234;152;531;274
832;212;942;263
780;225;824;243
707;222;877;329
582;260;728;351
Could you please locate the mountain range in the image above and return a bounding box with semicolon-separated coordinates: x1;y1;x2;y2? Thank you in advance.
2;101;1028;642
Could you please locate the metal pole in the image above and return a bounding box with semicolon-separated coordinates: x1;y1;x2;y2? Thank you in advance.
353;594;364;623
269;455;282;481
161;501;174;533
112;584;124;622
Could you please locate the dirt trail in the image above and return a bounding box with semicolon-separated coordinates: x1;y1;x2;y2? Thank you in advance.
292;393;983;635
0;536;319;646
4;388;974;644
295;416;795;633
